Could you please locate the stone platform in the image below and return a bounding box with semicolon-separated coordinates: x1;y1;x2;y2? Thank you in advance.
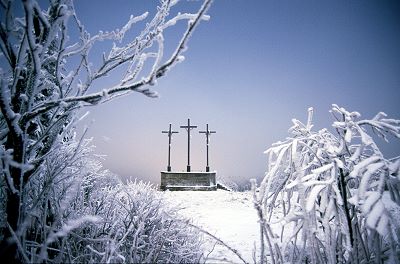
160;171;217;191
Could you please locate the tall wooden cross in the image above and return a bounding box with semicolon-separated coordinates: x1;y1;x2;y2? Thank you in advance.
162;123;179;172
199;124;216;172
180;118;197;172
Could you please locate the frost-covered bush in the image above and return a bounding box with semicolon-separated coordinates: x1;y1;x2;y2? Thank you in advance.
253;105;400;264
217;175;239;191
66;181;204;263
8;133;203;263
217;176;253;192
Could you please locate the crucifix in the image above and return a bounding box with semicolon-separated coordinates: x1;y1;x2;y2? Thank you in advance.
180;118;197;172
199;124;216;172
162;123;179;172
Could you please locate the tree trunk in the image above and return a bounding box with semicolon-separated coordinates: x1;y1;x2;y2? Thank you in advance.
0;136;24;262
0;190;20;263
338;168;354;247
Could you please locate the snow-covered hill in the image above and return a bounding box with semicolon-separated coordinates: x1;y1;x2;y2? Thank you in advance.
163;190;261;263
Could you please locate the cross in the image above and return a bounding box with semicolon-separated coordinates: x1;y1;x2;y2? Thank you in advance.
180;118;197;172
162;123;179;172
199;124;216;172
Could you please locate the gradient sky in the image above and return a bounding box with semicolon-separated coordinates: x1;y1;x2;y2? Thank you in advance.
73;0;400;186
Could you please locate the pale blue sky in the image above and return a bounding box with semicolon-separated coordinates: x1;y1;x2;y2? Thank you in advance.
75;0;400;185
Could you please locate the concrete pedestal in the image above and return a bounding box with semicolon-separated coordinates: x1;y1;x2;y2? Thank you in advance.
160;171;217;191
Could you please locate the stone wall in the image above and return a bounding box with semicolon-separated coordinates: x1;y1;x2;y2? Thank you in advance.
160;171;217;191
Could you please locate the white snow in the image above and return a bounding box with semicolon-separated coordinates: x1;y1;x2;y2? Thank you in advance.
163;190;261;263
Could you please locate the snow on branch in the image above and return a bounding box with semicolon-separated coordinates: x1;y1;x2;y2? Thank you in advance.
8;0;213;124
254;105;400;263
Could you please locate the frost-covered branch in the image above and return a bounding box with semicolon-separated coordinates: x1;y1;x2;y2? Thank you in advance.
19;0;212;122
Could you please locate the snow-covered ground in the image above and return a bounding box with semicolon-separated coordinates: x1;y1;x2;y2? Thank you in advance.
163;190;261;263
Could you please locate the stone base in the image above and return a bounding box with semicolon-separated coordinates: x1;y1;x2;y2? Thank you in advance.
160;171;216;191
164;185;217;191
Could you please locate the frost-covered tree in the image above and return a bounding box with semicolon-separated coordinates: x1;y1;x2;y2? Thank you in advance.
0;0;211;261
253;105;400;263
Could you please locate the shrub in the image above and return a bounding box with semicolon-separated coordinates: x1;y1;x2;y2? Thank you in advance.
253;105;400;263
64;181;204;263
2;133;204;263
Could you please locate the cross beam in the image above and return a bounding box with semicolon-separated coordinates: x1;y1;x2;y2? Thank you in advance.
180;118;197;172
199;124;216;172
162;123;179;172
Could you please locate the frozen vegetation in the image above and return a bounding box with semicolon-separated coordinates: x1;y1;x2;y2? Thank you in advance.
0;136;254;263
253;105;400;263
1;135;205;262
